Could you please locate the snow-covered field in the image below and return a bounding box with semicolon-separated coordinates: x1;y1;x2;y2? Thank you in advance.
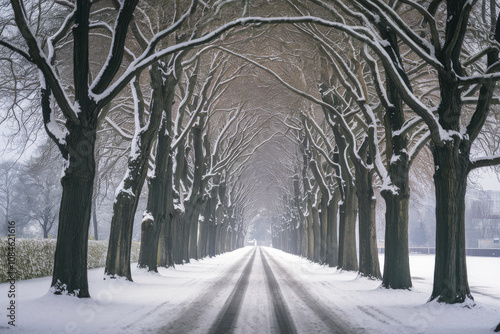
0;246;499;333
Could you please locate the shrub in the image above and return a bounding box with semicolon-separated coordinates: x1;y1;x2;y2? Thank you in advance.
0;238;140;283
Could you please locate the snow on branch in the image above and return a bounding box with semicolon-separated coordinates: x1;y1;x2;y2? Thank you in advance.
172;57;222;150
90;0;140;94
10;0;78;125
41;85;69;151
210;107;242;169
395;0;440;50
470;155;500;170
91;15;386;108
354;0;439;57
104;116;134;140
47;8;76;65
217;46;360;149
302;111;339;171
458;70;500;86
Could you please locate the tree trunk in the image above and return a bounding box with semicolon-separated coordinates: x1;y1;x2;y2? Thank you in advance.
190;200;206;258
429;34;474;302
430;140;472;303
208;220;217;256
157;153;175;268
295;221;301;255
301;219;308;258
173;212;185;265
105;192;140;280
51;126;96;297
206;182;218;257
326;192;339;267
228;224;234;251
377;23;414;289
182;218;191;263
215;222;221;255
312;204;321;262
158;209;174;268
355;165;381;279
208;209;217;257
42;219;49;239
236;230;243;249
232;222;238;250
219;223;227;254
184;120;206;261
326;115;357;271
187;201;203;261
291;220;298;255
198;216;208;258
319;196;328;263
307;211;314;261
92;197;98;241
381;163;411;289
338;184;358;271
138;139;172;271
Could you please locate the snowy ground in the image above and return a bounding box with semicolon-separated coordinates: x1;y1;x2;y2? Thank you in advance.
0;246;499;333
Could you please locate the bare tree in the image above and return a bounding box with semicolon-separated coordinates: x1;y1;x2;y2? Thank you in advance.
17;140;62;238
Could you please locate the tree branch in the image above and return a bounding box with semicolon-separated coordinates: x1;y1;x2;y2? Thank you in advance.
469;155;500;170
10;0;79;125
0;40;31;62
90;0;140;94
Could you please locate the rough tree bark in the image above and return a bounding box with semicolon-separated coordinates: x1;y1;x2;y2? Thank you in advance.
338;179;358;271
380;70;412;289
311;203;320;261
327;190;339;267
381;157;411;288
309;158;332;264
430;137;472;303
293;174;307;257
331;122;358;271
51;124;96;297
354;152;381;279
182;120;206;262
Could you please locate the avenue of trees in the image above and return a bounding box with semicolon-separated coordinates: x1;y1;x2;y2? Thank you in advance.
1;0;499;308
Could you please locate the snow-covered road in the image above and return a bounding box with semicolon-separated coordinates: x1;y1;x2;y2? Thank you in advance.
152;247;360;334
155;247;353;333
1;246;499;333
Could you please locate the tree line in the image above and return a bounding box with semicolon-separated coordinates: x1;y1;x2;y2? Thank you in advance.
265;0;500;305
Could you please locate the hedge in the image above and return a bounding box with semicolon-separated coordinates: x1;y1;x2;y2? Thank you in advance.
0;238;140;283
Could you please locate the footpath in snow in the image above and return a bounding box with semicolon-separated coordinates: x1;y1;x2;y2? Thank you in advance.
0;246;499;333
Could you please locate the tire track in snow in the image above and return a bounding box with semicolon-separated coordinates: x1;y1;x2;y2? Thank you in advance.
261;248;360;334
260;247;298;334
153;247;256;334
356;305;403;326
318;277;405;328
208;248;257;334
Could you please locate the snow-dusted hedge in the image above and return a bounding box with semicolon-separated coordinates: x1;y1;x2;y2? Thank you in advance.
0;238;140;283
